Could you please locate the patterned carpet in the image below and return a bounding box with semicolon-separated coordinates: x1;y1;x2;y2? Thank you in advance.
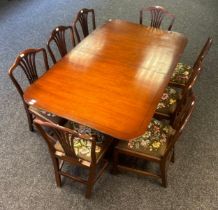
0;0;217;209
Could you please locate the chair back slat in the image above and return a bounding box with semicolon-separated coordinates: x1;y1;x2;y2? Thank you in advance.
151;7;164;28
73;8;96;43
140;6;175;31
19;53;37;83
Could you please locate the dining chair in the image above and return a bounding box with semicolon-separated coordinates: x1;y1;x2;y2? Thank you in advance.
72;8;96;43
170;37;213;88
47;25;76;64
155;62;201;120
139;6;175;31
8;48;64;131
34;118;113;198
112;93;195;187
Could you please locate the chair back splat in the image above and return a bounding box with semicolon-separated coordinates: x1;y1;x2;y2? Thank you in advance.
34;119;97;164
47;25;76;64
72;8;96;43
139;6;175;31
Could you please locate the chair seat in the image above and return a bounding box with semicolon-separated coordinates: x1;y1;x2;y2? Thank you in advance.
156;86;181;115
54;138;104;163
116;118;175;158
54;120;109;163
170;63;193;86
29;106;66;124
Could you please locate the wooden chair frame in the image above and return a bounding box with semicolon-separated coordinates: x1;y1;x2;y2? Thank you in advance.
139;6;175;31
155;61;202;122
170;37;213;88
8;48;49;131
112;94;195;187
72;8;96;43
34;118;112;198
193;37;213;69
47;25;76;64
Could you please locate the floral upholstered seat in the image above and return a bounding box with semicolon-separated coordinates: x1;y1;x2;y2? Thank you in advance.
30;106;106;162
53;120;107;162
170;63;193;86
116;118;175;157
156;86;181;115
54;137;103;162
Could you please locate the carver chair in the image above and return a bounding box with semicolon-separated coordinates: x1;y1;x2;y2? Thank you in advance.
72;8;96;43
139;6;175;31
8;48;64;131
47;25;76;64
170;37;213;88
34;118;113;198
112;93;195;187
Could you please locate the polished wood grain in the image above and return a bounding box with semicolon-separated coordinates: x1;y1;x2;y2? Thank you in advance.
24;20;187;140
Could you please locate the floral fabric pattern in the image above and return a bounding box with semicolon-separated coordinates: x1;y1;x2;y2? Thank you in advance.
54;137;101;162
73;138;101;155
170;63;193;85
126;118;174;157
68;121;105;144
156;86;179;114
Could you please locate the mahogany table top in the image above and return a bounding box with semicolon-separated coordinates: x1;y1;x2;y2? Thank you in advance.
24;19;187;140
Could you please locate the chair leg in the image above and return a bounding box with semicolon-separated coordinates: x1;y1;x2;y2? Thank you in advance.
26;110;34;132
51;156;61;187
85;167;96;199
111;149;119;174
160;162;167;188
171;147;175;163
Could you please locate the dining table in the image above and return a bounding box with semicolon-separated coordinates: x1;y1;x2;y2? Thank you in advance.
23;19;188;140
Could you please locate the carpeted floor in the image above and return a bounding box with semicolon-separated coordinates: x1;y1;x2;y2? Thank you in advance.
0;0;217;209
